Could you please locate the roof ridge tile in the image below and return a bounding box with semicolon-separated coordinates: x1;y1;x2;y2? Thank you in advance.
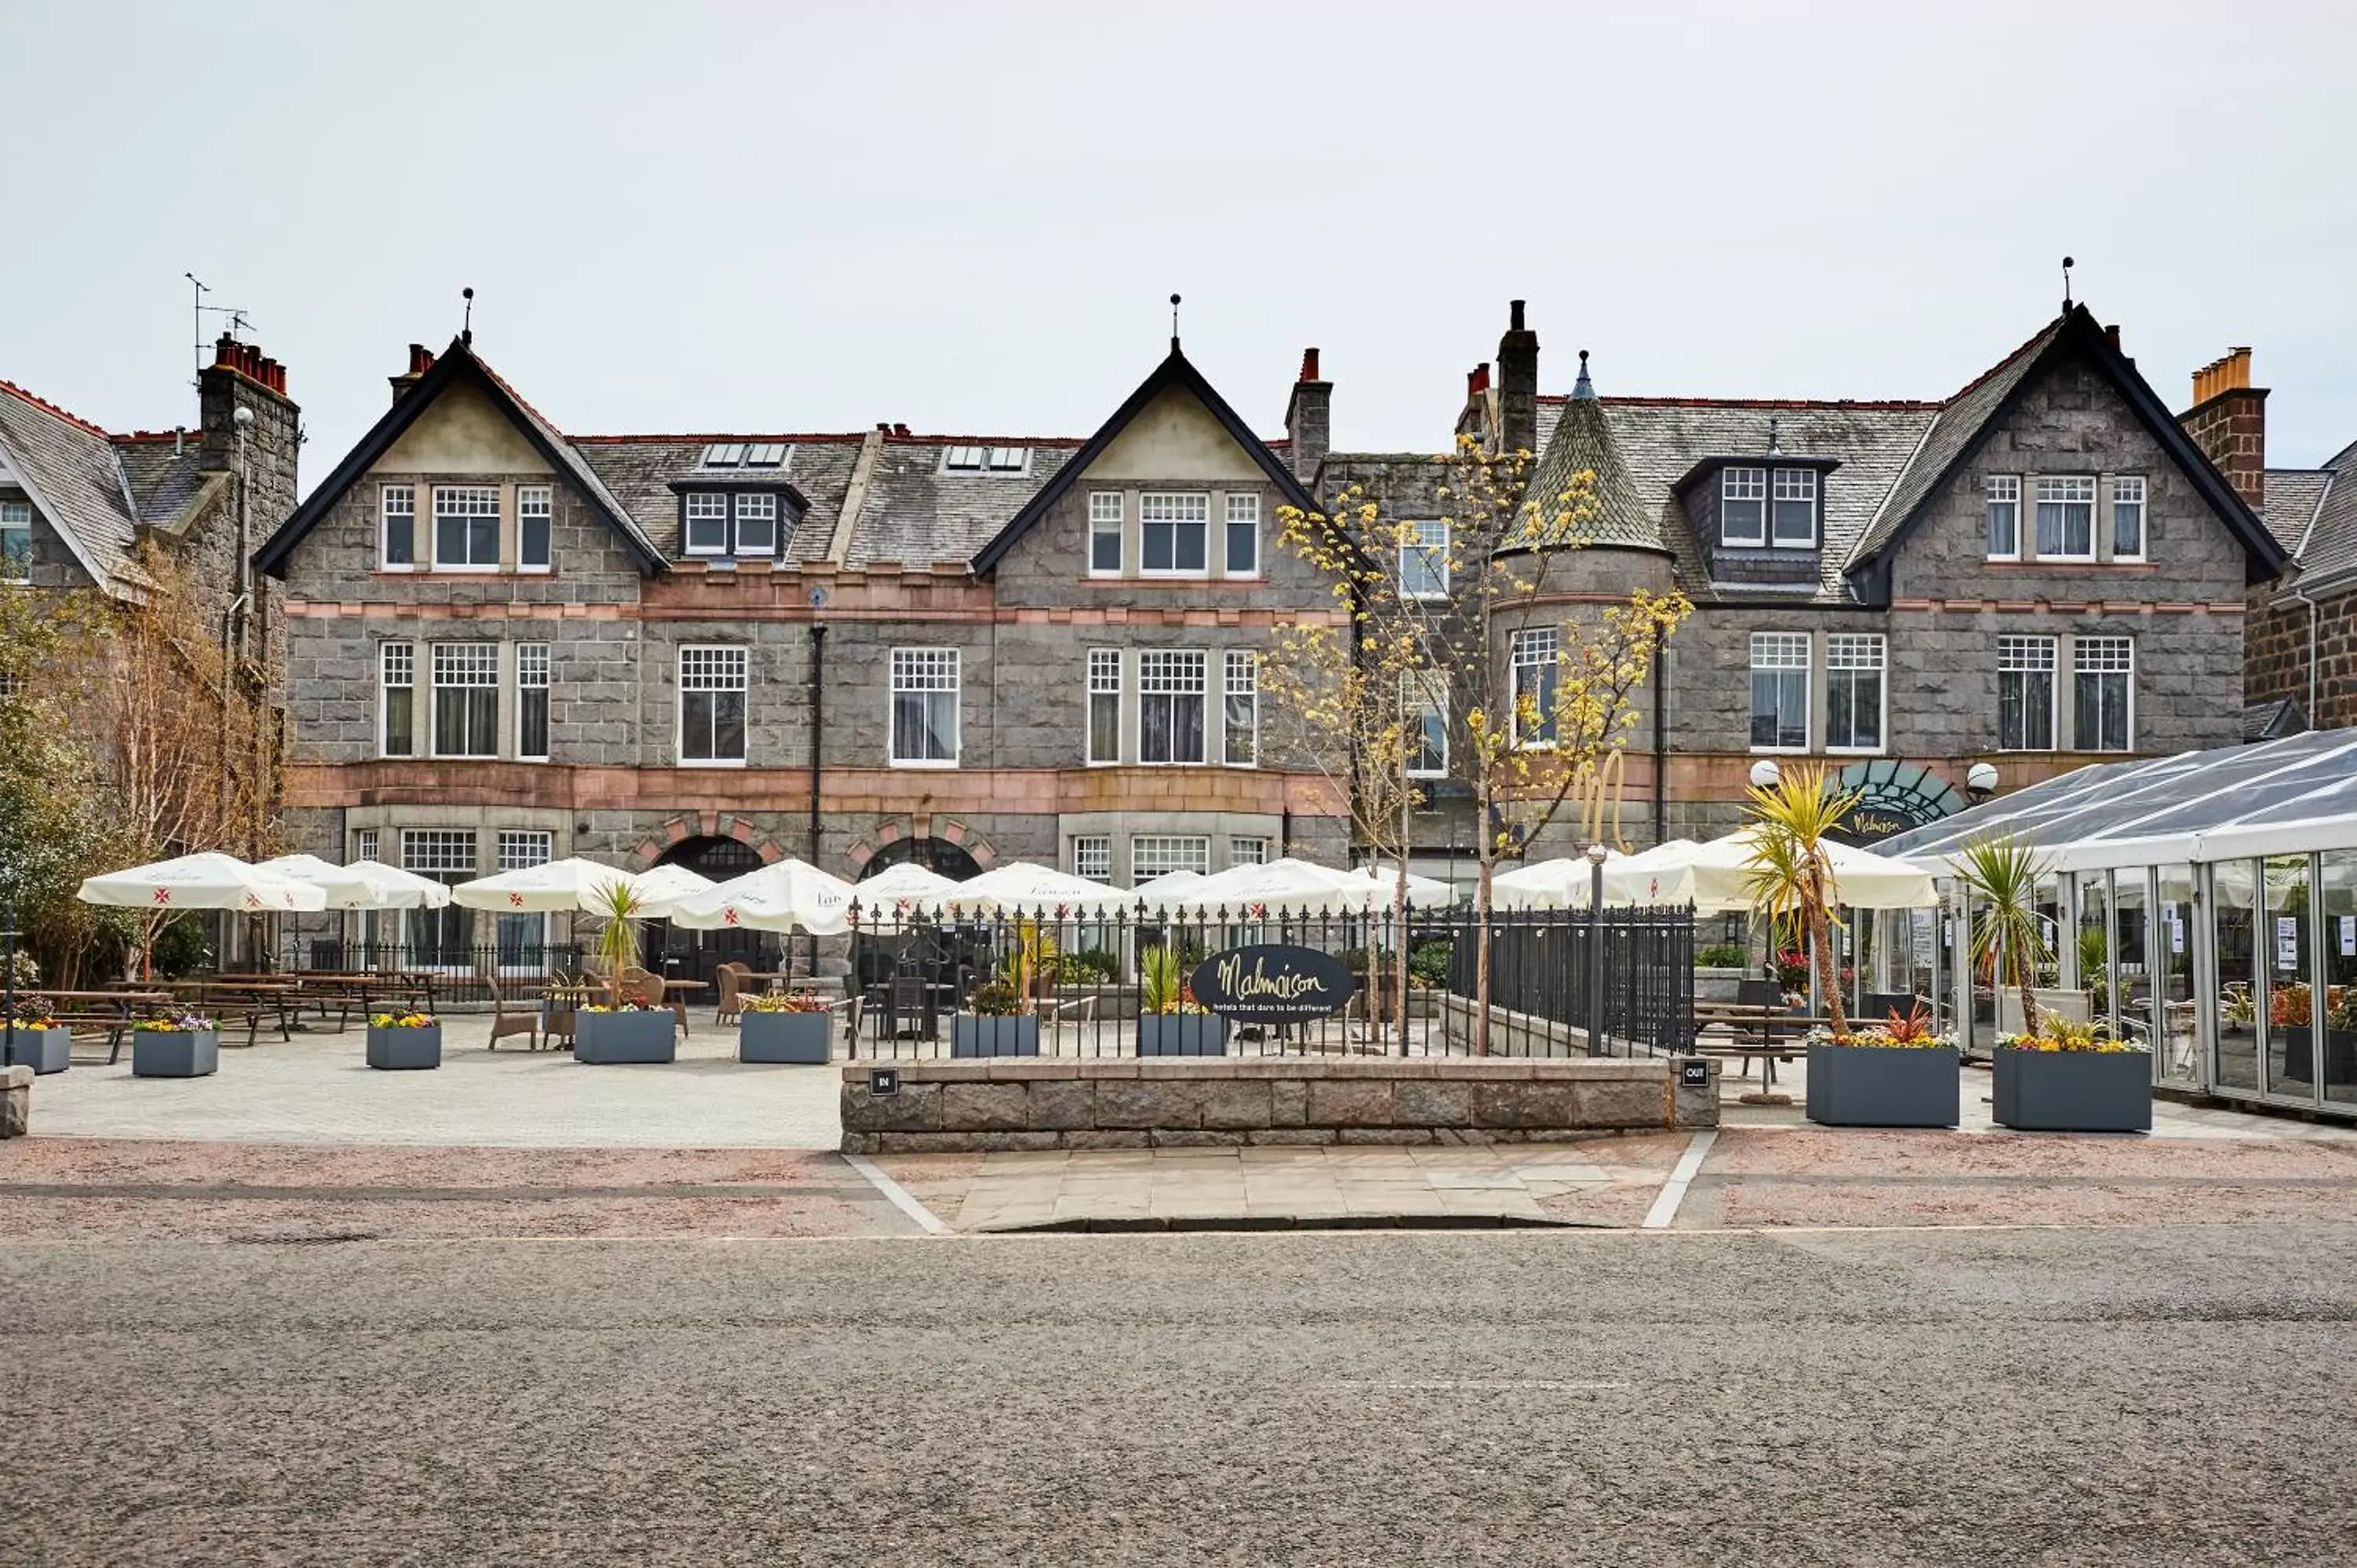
0;379;112;438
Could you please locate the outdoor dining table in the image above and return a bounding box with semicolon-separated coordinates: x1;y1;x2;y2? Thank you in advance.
39;990;177;1063
660;977;708;1035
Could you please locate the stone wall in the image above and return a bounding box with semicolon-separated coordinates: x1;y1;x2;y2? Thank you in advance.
838;1056;1718;1154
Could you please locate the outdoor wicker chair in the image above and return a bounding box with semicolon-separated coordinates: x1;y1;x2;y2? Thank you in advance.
482;969;541;1051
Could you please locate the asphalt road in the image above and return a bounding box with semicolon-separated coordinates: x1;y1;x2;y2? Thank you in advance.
11;1225;2357;1566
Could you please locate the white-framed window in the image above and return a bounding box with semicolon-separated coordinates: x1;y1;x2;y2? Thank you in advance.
517;485;552;572
401;829;477;969
0;498;29;583
2073;637;2134;753
1132;835;1211;879
1721;467;1767;546
684;493;731;555
1998;635;2058;752
379;641;416;757
1509;628;1559;748
1230;837;1270;867
517;643;550;761
1402;518;1450;599
943;445;987;472
986;446;1028;474
493;830;554;970
379;485;416;571
1087;648;1121;766
1222;651;1258;768
2035;475;2097;559
431;642;500;757
1088;492;1123;577
734;493;779;556
1748;632;1810;752
678;645;748;766
431;485;500;570
1138;650;1208;764
1770;469;1817;547
1071;835;1111;881
354;829;380;863
1225;493;1259;577
1985;474;2021;560
1824;634;1885;754
1404;669;1448;777
889;647;961;767
744;442;787;468
1140;493;1209;577
703;443;747;468
2112;476;2146;560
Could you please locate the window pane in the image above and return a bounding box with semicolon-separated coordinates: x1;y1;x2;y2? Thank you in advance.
735;493;778;555
518;487;552;569
1722;468;1766;545
1770;470;1816;545
1091;518;1121;573
1224;652;1257;767
890;649;960;763
2113;477;2145;556
381;487;414;567
1511;628;1559;746
2034;477;2095;556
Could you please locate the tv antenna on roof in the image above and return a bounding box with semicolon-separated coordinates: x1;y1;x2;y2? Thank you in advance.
2061;255;2075;313
184;272;252;386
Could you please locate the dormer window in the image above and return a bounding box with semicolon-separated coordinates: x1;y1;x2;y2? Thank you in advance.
1721;468;1767;544
683;491;783;559
1720;466;1818;548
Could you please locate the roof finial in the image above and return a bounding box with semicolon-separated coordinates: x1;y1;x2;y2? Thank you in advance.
461;286;475;347
1169;292;1182;352
1571;348;1595;401
2061;255;2074;313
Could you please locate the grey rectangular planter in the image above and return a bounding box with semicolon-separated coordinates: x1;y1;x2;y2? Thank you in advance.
132;1028;219;1078
365;1023;442;1071
573;1009;679;1064
1992;1047;2152;1132
739;1010;832;1064
2;1026;70;1075
1806;1043;1958;1127
1137;1014;1230;1057
951;1015;1039;1057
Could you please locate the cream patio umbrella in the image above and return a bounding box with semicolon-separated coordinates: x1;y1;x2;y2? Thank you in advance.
670;859;858;936
338;860;453;910
1167;857;1395;918
79;852;328;915
1130;869;1207;911
255;853;381;908
845;862;962;925
1490;851;1699;910
450;856;638;913
1681;827;1942;914
915;860;1131;918
625;863;716;920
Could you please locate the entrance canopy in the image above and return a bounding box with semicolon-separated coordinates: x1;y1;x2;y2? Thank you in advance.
1879;728;2357;874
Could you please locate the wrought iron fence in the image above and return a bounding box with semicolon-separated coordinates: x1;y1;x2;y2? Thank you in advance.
836;900;1694;1061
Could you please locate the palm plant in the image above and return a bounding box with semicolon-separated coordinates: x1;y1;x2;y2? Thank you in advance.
1953;832;2051;1038
1741;761;1863;1039
1140;943;1183;1016
585;880;646;1009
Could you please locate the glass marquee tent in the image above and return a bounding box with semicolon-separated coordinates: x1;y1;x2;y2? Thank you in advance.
1877;727;2357;1116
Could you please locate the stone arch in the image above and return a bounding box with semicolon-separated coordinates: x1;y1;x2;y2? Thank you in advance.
626;812;793;871
844;814;999;877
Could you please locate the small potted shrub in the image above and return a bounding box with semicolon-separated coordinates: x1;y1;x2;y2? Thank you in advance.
951;973;1039;1057
573;883;679;1064
365;1010;442;1071
1136;944;1226;1056
2323;987;2357;1085
2272;982;2316;1081
739;988;833;1064
1805;1005;1959;1128
2;994;70;1075
131;1013;220;1078
1993;1016;2151;1132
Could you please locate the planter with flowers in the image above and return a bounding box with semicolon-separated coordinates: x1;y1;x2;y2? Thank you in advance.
951;976;1039;1058
739;989;834;1064
572;882;679;1064
2;995;69;1075
1805;1006;1959;1128
1993;1017;2150;1131
1136;945;1227;1057
131;1013;219;1078
365;1011;442;1071
2322;987;2357;1085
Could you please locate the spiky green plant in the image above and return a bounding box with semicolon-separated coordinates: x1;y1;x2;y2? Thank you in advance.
1741;761;1864;1039
1953;833;2051;1037
585;879;646;1009
1139;943;1183;1016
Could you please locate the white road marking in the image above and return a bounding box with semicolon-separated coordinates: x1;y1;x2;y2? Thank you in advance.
843;1152;950;1236
1641;1130;1718;1230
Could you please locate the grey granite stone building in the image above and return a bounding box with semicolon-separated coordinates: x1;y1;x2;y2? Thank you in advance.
254;331;1351;972
1315;300;2289;880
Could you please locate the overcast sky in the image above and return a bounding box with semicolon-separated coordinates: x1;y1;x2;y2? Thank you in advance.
5;2;2352;492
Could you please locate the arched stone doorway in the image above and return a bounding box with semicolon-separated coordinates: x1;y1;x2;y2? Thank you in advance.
860;837;983;881
646;834;774;991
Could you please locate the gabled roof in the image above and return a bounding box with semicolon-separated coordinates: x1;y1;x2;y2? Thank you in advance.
970;341;1316;573
254;338;665;578
0;379;139;590
1845;306;2289;588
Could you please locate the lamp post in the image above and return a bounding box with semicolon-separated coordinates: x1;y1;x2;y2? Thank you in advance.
1585;841;1609;1058
2;899;19;1069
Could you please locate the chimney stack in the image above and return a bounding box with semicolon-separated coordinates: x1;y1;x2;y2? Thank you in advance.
199;330;294;473
2179;346;2267;511
389;343;435;405
1284;346;1331;484
1496;300;1539;457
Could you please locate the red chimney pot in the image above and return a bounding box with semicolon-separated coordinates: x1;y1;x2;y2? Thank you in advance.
1299;348;1321;383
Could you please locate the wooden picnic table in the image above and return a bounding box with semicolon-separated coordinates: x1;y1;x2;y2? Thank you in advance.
39;989;178;1062
1690;999;1810;1091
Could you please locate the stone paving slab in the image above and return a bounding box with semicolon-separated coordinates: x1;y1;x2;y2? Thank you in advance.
24;1016;843;1149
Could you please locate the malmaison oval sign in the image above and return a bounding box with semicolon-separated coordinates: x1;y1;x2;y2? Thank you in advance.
1189;945;1356;1022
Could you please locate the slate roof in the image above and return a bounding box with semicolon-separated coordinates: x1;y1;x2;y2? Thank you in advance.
1518;390;1664;554
573;436;869;565
2261;467;2333;558
852;438;1080;568
2244;696;2307;743
112;440;218;531
0;379;140;588
2291;467;2357;585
